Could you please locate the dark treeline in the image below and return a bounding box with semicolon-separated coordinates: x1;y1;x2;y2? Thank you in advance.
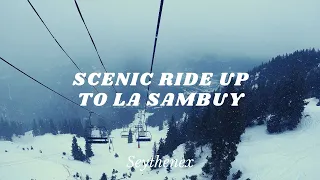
0;118;26;141
155;49;320;180
32;118;87;137
244;48;320;133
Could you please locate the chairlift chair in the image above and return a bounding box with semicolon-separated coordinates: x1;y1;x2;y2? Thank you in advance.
120;127;129;138
86;126;109;144
136;130;152;142
135;123;152;142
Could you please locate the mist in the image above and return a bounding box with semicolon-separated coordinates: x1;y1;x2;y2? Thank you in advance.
1;0;320;69
0;0;320;122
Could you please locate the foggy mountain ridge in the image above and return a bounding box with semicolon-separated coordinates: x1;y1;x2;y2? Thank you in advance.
0;57;256;127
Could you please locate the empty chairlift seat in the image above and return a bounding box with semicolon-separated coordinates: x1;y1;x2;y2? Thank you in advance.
136;131;152;142
86;127;109;144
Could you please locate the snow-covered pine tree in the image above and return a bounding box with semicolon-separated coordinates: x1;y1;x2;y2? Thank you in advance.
203;79;246;180
85;140;94;159
71;136;86;162
268;69;306;133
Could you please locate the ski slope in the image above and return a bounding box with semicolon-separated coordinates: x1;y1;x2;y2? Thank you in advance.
0;112;209;180
232;98;320;180
0;98;319;180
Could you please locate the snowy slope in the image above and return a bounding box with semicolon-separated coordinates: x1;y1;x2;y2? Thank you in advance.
231;98;320;180
0;111;209;180
0;98;319;180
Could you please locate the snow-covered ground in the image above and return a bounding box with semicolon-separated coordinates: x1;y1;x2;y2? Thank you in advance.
0;98;319;180
0;111;209;180
232;98;320;180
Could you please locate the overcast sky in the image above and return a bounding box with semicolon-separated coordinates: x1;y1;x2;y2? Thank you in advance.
1;0;320;71
0;0;320;121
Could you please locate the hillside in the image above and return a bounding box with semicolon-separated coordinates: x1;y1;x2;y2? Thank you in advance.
0;98;319;180
232;98;320;180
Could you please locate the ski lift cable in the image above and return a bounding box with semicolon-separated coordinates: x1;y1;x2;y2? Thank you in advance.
73;0;118;93
27;0;99;93
0;56;105;120
142;0;165;120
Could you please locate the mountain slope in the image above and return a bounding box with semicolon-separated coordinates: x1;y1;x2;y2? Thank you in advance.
0;98;319;180
231;98;320;180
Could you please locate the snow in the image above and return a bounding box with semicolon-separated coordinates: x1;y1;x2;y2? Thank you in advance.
231;98;320;180
0;111;209;180
251;84;258;90
1;98;320;179
255;72;260;80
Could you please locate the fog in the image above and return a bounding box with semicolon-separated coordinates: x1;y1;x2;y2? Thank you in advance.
0;0;320;122
1;0;320;69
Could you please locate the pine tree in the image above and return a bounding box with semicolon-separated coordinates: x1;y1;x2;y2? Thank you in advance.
164;115;180;156
60;119;70;134
71;136;86;162
166;164;172;173
85;140;94;159
38;119;45;135
100;173;107;180
128;129;133;144
16;121;24;136
157;138;165;159
184;142;196;166
203;80;246;180
49;119;58;135
86;175;90;180
70;119;84;137
268;69;306;133
152;142;157;158
158;121;164;131
150;142;158;170
1;119;12;141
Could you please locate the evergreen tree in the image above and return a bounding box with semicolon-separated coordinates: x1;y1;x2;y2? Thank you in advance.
85;175;90;180
15;121;24;136
49;119;58;135
150;142;158;170
164;115;180;156
128;129;133;144
152;142;157;158
10;121;18;136
70;119;84;137
38;119;46;135
184;142;196;166
157;138;165;159
85;140;94;159
100;173;107;180
61;119;70;134
71;136;86;161
166;164;172;173
158;121;164;131
203;80;246;180
268;70;306;133
0;119;12;141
